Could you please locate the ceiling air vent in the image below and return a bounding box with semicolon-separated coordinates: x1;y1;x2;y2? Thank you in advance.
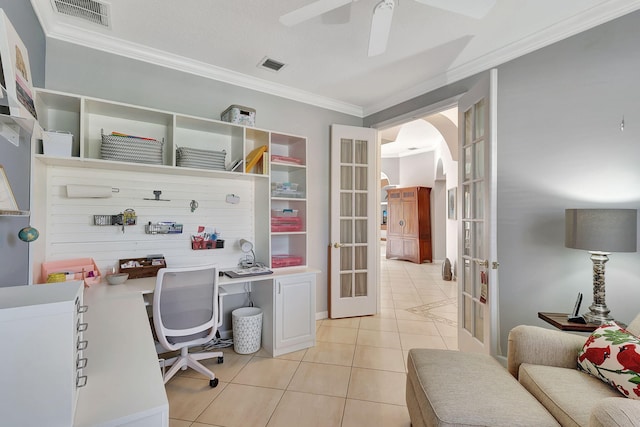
50;0;111;28
258;57;286;73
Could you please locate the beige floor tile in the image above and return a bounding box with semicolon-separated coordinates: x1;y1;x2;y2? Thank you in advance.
254;347;307;361
347;367;406;405
356;329;401;349
267;391;345;427
394;309;432;321
375;308;397;319
302;341;355;366
170;419;194;427
165;376;226;422
352;345;405;372
399;333;447;351
443;336;459;350
232;356;299;389
435;322;458;337
380;299;395;309
287;362;351;397
342;399;411;427
192;424;224;427
316;325;358;344
196;383;284;427
393;300;421;310
359;316;398;332
177;348;252;383
321;317;361;329
396;319;440;336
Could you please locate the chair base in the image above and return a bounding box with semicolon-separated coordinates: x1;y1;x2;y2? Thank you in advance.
162;346;224;387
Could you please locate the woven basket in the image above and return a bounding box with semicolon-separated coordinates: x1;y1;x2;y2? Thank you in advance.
101;133;164;165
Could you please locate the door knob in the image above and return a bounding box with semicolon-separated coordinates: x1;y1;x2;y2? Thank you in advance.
475;259;489;268
333;242;344;248
399;220;405;226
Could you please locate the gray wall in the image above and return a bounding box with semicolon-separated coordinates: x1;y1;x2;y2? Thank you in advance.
44;39;362;314
0;1;45;286
367;10;640;354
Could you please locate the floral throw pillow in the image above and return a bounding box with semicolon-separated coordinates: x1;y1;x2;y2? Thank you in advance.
577;323;640;399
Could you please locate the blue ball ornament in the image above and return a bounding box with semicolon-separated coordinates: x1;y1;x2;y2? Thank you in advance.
18;226;39;242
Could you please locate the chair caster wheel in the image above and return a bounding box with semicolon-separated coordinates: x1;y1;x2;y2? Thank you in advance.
210;378;219;388
218;356;224;364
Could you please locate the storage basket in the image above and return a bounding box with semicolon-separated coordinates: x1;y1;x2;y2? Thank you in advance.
221;105;255;127
101;132;164;165
271;216;303;232
41;258;101;285
176;147;226;170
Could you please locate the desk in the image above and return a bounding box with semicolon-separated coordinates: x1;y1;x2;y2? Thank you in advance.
98;266;319;357
537;312;598;333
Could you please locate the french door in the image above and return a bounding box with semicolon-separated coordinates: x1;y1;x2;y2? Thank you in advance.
329;124;378;318
457;69;499;354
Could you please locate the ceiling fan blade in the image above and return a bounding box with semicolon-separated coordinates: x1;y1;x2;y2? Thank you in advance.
414;0;496;19
368;0;395;57
280;0;353;26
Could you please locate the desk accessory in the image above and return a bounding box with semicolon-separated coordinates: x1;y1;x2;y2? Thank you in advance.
565;209;637;325
567;292;585;323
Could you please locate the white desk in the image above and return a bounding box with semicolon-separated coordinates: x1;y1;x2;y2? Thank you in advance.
97;266;319;357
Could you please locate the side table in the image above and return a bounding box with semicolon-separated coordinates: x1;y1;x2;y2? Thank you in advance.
537;312;598;333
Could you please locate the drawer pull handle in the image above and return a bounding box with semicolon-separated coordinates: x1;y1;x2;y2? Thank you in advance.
77;340;88;351
77;321;88;332
76;357;88;369
77;305;88;314
76;374;88;388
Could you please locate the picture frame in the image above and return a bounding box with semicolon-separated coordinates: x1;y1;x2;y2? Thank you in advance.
448;187;457;219
0;164;19;213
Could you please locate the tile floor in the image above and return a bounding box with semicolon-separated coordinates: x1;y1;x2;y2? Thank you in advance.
166;246;458;427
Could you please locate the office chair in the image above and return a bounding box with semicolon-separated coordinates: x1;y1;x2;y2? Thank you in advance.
153;265;224;387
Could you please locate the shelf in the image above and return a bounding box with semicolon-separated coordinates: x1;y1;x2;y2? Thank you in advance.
0;209;30;216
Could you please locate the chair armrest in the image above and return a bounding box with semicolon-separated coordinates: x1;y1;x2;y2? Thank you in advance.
589;397;640;427
507;325;585;378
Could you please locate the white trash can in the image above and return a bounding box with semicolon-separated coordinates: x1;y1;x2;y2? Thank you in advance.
232;307;263;354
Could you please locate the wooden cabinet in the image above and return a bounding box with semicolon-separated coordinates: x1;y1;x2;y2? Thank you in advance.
386;186;432;263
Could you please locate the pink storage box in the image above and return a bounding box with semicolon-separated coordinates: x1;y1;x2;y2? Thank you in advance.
271;216;303;232
41;258;101;285
271;255;303;268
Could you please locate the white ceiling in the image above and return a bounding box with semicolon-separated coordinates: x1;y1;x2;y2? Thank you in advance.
31;0;640;117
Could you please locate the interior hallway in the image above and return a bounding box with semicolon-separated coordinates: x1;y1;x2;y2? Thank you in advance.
166;245;458;426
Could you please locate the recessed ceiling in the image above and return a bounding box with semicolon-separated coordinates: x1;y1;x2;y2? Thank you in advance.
30;0;640;117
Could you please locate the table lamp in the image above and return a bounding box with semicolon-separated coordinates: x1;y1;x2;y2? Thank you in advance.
239;239;255;268
565;209;637;324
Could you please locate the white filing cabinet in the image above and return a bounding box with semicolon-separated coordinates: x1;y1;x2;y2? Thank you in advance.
253;272;316;356
0;281;86;427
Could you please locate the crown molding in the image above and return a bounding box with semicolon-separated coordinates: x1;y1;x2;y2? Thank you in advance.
32;0;640;119
362;0;640;116
31;1;363;117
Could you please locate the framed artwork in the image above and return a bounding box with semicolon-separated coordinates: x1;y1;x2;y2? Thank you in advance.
448;187;457;219
0;10;37;120
0;165;19;213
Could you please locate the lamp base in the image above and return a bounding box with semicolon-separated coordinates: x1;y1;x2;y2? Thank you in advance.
582;310;614;325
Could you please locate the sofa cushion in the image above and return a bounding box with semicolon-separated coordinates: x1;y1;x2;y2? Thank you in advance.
519;363;621;427
578;323;640;400
407;349;559;427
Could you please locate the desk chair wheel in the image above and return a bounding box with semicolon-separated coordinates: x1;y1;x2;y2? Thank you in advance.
218;356;224;364
210;378;219;388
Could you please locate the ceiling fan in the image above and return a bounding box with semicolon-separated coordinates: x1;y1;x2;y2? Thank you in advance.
280;0;496;56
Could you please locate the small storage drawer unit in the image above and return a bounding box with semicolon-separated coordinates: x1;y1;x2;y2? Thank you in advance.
271;216;303;232
0;281;87;427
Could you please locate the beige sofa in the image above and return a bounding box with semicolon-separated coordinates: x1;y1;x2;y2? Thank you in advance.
406;314;640;427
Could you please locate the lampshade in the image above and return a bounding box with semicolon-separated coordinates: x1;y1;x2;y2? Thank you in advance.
565;209;637;253
239;239;253;253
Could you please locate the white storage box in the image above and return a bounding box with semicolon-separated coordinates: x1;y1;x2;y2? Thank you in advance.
42;131;73;157
221;105;256;126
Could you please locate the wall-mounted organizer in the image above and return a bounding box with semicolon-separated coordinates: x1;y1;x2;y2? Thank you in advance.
119;256;166;279
191;239;225;250
144;222;183;234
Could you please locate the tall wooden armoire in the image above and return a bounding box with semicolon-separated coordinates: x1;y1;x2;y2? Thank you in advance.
385;186;432;263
